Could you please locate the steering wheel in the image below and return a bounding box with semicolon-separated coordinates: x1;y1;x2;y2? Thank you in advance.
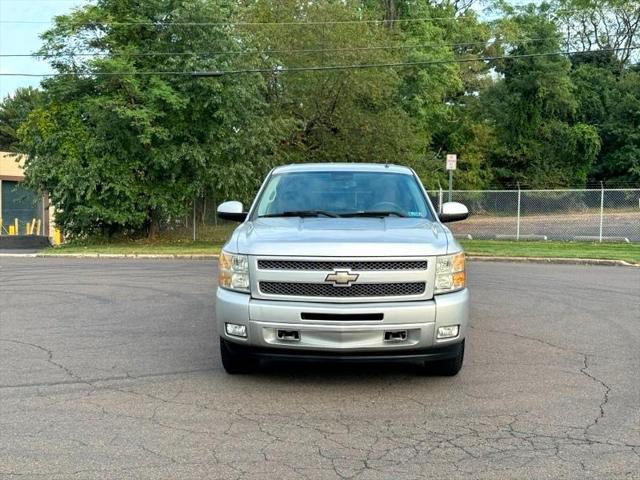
370;201;406;216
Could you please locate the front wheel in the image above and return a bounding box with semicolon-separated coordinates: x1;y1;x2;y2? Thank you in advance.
421;340;464;376
220;338;259;374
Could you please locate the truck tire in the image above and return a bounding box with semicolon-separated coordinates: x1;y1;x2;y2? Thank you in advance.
422;340;464;376
220;338;258;374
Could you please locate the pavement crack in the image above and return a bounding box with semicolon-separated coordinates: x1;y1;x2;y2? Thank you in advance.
0;338;87;384
469;326;616;436
468;326;580;355
138;443;178;464
0;367;214;390
580;354;612;433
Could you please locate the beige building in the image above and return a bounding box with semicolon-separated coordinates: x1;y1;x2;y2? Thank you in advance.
0;152;53;237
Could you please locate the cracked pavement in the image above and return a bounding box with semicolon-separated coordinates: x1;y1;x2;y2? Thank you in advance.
0;258;638;479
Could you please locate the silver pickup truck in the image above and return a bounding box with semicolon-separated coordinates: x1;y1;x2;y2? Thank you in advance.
215;163;469;375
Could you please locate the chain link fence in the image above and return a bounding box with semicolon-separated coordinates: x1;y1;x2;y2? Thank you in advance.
158;196;236;243
163;188;640;243
428;188;640;242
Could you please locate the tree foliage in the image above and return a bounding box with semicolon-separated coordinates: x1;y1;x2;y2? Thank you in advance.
483;5;601;187
19;0;284;237
4;0;639;237
553;0;640;68
571;54;640;183
0;87;41;151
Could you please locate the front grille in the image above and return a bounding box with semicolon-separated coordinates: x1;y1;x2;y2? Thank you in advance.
259;282;425;298
257;260;428;271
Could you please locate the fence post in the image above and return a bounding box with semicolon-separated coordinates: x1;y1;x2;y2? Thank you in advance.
599;182;604;242
516;183;521;241
214;196;218;227
438;186;443;214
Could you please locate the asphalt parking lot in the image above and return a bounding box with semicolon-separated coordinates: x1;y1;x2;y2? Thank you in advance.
0;258;638;479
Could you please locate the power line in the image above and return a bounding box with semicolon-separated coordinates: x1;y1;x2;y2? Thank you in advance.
205;47;640;75
0;47;635;77
0;17;463;26
0;10;585;27
0;37;550;58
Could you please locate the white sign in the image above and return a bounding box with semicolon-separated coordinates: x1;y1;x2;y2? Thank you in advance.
446;154;457;171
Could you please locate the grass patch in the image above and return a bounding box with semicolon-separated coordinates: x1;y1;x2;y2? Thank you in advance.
43;239;224;255
42;225;235;255
460;239;640;264
42;227;639;264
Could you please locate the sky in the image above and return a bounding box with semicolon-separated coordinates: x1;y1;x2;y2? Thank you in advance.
0;0;88;98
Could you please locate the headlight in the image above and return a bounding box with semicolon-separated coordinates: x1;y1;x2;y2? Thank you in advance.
218;251;250;293
435;252;465;294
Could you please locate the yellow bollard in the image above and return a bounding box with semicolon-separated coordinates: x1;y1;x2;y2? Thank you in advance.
36;219;42;236
52;228;62;245
14;218;18;235
26;222;31;235
8;225;15;235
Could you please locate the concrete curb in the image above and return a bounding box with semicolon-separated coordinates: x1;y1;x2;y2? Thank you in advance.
31;253;220;259
466;255;639;267
2;252;636;267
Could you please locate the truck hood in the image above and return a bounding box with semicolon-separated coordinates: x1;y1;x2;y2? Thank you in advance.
229;217;451;257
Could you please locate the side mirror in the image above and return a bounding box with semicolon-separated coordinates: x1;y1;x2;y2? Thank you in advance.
217;201;247;222
439;202;469;223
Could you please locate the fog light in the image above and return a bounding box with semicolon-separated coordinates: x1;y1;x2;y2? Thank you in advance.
225;323;247;338
437;325;459;339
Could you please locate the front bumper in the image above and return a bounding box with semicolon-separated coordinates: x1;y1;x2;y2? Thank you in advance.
216;288;469;354
222;339;463;363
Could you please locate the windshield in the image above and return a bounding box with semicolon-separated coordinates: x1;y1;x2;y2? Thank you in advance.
253;170;434;220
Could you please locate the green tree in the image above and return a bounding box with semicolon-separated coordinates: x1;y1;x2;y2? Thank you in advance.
553;0;640;70
597;69;640;183
484;5;601;187
394;1;495;188
0;87;41;151
244;0;428;170
20;0;283;238
572;57;640;183
16;0;638;243
245;0;493;189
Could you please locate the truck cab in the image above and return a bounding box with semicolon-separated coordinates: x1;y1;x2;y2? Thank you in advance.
215;163;469;375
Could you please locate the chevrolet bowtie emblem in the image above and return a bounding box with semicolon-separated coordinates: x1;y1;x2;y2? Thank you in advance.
325;270;359;287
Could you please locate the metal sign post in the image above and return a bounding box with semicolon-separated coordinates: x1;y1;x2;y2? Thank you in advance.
446;154;457;202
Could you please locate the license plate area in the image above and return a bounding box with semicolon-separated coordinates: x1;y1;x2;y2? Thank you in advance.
262;326;422;349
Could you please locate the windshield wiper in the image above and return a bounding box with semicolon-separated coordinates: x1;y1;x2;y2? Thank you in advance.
339;211;407;218
259;210;339;218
